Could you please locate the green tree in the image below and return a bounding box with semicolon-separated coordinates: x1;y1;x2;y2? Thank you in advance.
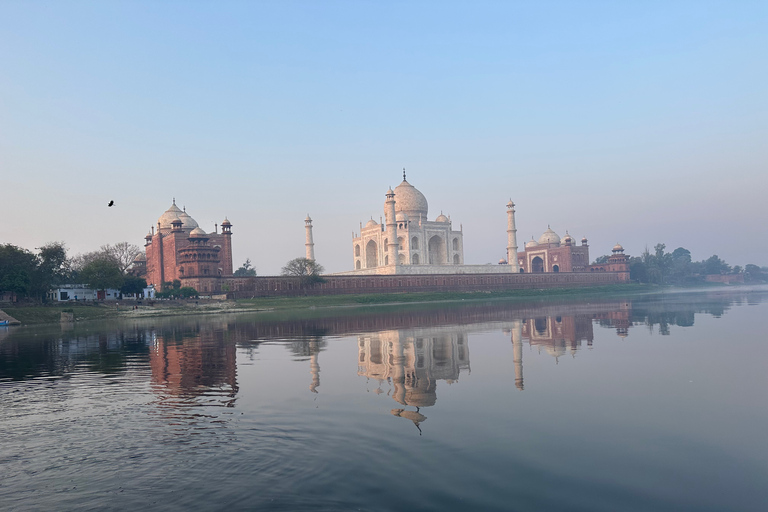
0;244;37;297
281;258;325;290
79;258;124;292
745;264;765;282
31;242;69;300
593;255;610;264
177;287;198;299
703;255;730;275
234;258;257;276
121;276;147;296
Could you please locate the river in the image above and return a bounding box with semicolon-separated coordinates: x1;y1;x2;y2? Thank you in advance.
1;288;767;511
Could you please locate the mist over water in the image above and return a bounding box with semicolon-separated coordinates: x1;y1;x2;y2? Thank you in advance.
2;289;767;511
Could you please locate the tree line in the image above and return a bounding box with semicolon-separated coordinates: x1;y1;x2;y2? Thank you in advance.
0;242;149;301
594;243;767;285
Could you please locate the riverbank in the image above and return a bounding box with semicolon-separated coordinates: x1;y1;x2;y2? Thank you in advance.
5;282;756;326
1;284;661;326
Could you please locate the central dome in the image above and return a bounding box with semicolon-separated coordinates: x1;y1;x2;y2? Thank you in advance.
157;202;183;230
538;227;561;246
393;179;428;220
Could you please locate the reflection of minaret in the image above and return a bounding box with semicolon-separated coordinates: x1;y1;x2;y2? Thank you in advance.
309;340;320;393
391;334;406;405
512;320;524;390
305;215;315;261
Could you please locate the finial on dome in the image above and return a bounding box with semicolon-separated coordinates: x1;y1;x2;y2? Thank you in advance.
403;168;406;181
183;205;186;212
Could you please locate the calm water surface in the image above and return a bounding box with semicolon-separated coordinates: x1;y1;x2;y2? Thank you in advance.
1;290;767;511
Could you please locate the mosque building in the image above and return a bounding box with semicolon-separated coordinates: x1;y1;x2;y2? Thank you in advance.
141;200;234;290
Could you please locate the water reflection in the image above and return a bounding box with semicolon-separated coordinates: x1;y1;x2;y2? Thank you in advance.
149;328;239;408
358;327;470;432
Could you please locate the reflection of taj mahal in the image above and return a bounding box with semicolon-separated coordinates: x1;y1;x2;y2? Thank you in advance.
357;327;470;408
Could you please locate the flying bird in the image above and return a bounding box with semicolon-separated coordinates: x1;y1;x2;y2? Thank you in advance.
108;200;115;207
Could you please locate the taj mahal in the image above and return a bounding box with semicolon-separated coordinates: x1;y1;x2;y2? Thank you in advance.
335;171;627;276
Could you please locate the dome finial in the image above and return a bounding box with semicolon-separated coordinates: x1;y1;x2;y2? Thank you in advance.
403;167;406;181
173;197;176;204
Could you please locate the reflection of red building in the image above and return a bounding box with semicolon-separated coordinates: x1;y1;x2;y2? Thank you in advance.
149;329;238;407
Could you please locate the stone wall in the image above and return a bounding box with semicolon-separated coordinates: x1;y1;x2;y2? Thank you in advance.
216;270;629;299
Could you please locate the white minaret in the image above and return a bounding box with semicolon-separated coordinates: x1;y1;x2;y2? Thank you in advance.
385;187;399;269
305;214;315;261
506;200;519;272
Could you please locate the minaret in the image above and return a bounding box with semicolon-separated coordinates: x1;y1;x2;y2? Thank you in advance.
385;186;399;269
512;320;524;391
305;214;315;261
220;217;233;275
506;200;519;272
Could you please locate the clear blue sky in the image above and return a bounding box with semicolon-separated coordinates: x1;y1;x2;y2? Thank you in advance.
1;1;766;274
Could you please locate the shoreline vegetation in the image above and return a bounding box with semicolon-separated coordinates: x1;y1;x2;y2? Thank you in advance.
2;282;762;327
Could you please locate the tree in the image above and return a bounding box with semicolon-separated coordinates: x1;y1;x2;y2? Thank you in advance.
100;242;142;274
593;255;610;265
31;242;69;299
121;276;147;296
281;258;325;289
745;264;766;283
0;244;37;297
703;255;730;275
79;258;124;292
234;258;257;277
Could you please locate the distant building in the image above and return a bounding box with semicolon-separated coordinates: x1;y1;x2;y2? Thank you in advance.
143;200;234;292
48;284;121;301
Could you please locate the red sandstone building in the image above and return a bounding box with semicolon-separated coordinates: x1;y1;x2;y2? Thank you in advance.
142;201;234;291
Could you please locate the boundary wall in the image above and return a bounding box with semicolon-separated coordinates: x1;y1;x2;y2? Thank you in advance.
199;271;629;299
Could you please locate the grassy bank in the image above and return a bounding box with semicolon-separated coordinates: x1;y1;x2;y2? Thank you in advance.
3;283;655;326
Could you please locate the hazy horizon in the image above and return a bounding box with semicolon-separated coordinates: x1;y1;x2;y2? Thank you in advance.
2;1;766;274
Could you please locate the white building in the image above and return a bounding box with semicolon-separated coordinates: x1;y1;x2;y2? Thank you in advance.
349;173;466;273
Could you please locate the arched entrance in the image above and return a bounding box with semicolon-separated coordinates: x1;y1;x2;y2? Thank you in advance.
553;265;559;273
366;240;378;268
531;256;544;273
412;253;420;264
428;235;446;264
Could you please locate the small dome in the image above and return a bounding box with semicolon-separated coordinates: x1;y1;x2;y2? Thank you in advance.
393;179;428;219
396;212;408;222
499;258;507;265
133;253;147;262
613;243;624;252
157;201;183;230
581;236;588;244
305;214;312;222
506;200;515;209
435;212;449;223
189;227;208;237
538;227;561;246
563;231;573;243
525;237;539;249
221;217;231;226
365;218;378;228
